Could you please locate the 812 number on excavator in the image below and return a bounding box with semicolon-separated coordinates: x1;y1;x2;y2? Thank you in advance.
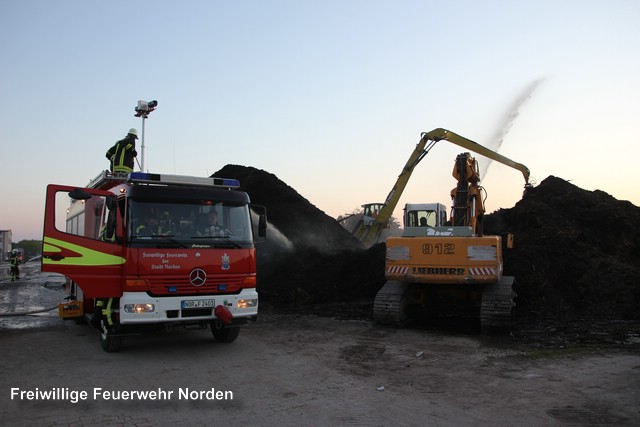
422;243;455;255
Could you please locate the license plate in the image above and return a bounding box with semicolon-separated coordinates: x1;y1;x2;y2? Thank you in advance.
181;299;215;309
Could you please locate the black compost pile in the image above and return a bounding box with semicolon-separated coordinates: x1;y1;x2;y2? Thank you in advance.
484;175;640;325
215;166;640;329
214;165;385;313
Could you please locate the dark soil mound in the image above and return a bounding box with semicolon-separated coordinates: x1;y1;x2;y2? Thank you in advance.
484;175;640;323
214;165;384;311
215;166;640;332
215;165;362;252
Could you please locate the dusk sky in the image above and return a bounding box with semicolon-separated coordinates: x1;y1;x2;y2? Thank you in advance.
2;1;638;241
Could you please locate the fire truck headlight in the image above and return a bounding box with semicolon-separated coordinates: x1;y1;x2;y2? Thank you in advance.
124;303;155;314
237;299;257;309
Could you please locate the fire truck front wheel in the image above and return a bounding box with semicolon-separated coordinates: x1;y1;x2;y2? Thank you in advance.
211;320;240;343
100;319;124;352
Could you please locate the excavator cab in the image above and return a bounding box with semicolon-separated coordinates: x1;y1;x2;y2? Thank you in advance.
400;203;463;238
404;203;447;228
361;203;385;227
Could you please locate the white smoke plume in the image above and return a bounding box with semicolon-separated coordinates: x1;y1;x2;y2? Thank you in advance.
480;78;544;179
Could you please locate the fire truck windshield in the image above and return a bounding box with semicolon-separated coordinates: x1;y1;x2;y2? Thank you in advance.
128;199;253;248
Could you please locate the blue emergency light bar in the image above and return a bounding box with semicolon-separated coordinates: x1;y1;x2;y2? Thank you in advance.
128;172;240;188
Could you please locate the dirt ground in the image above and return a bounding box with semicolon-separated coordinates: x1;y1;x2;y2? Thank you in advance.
1;270;639;426
1;312;639;426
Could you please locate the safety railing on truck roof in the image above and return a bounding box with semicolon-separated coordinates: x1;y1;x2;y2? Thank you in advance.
86;170;240;190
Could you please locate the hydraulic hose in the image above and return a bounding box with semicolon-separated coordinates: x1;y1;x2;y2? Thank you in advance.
0;306;58;317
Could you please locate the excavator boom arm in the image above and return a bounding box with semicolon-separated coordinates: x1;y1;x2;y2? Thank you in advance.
422;128;530;184
356;137;437;246
377;138;437;225
355;128;530;246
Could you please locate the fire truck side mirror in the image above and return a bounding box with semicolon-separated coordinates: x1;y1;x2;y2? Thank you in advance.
251;205;267;239
105;210;116;240
258;214;267;238
105;195;117;211
69;188;92;201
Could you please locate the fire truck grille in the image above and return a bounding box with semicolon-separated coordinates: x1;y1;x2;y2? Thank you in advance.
146;276;244;296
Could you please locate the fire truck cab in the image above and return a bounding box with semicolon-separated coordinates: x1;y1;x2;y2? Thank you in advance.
42;171;266;352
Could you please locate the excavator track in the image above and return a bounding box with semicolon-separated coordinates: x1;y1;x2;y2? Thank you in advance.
480;276;516;333
373;281;410;326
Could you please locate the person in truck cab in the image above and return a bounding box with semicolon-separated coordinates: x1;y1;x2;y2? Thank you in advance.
199;211;228;237
135;213;160;236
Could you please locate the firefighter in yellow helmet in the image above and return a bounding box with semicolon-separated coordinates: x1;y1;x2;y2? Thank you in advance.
9;250;20;281
106;128;138;174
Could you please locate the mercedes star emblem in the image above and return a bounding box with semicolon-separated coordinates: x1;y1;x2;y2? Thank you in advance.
189;268;207;286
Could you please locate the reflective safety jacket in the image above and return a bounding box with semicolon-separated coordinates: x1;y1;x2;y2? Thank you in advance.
106;134;137;173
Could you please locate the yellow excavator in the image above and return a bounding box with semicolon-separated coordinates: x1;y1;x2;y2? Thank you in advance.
365;128;531;331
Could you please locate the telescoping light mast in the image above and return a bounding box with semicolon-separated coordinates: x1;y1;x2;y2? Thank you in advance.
134;99;158;172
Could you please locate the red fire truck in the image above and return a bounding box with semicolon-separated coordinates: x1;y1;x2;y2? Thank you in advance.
42;170;266;352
